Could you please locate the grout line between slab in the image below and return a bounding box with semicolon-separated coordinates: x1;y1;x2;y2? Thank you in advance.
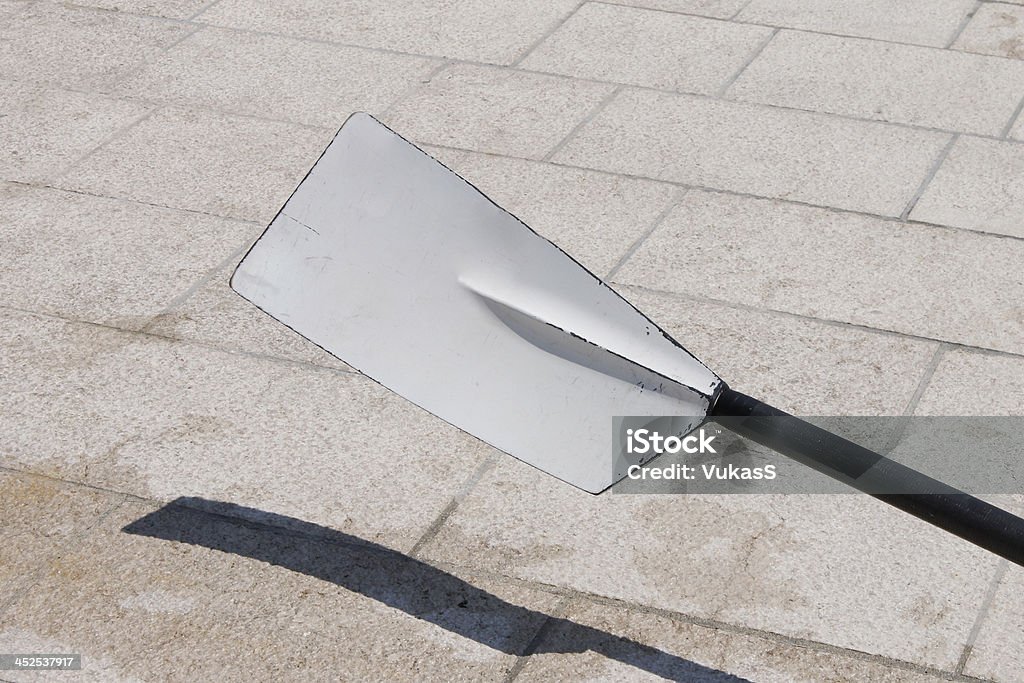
380;59;453;120
729;0;757;20
408;453;498;558
0;303;359;377
29;0;182;23
586;0;753;27
97;18;206;92
155;19;204;51
716;27;779;97
1000;91;1024;139
4;180;262;226
589;591;992;682
139;239;252;329
1;74;339;134
0;465;152;504
954;561;1011;679
945;0;982;49
542;85;621;161
955;560;1008;676
66;88;335;133
560;0;999;55
604;186;687;280
881;343;949;456
900;133;958;221
503;595;573;682
701;85;1009;141
509;0;586;68
48;105;161;184
901;344;950;417
187;0;225;21
611;283;1024;363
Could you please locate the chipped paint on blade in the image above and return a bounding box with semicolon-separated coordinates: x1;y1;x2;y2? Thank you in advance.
231;112;722;493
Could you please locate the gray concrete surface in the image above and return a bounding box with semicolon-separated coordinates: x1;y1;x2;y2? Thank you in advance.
1;0;1023;681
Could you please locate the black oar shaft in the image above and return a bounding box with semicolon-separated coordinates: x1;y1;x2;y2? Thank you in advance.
710;387;1024;567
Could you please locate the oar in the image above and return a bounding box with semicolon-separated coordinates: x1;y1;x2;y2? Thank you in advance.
713;390;1024;565
231;113;1024;567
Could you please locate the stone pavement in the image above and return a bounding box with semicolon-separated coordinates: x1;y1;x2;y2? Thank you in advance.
2;0;1024;680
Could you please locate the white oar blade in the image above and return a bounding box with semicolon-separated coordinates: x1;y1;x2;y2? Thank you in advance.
231;113;722;493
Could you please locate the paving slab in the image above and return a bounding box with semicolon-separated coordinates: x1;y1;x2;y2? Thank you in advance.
735;0;976;47
66;0;212;19
0;0;27;17
953;2;1024;60
902;346;1024;514
0;1;193;90
419;456;1000;670
0;471;122;607
57;106;332;223
515;599;946;682
199;0;580;65
962;568;1024;682
552;88;949;216
112;27;441;128
519;3;774;94
916;349;1024;417
0;183;254;329
615;190;1024;354
424;147;680;277
0;80;151;184
0;495;557;681
910;136;1024;238
387;63;616;160
728;30;1024;136
614;287;938;415
599;0;750;19
0;309;492;552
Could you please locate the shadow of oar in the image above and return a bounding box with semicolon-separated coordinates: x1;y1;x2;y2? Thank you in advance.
122;498;746;682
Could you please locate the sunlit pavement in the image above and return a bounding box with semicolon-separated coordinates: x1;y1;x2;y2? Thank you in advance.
2;1;1023;680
